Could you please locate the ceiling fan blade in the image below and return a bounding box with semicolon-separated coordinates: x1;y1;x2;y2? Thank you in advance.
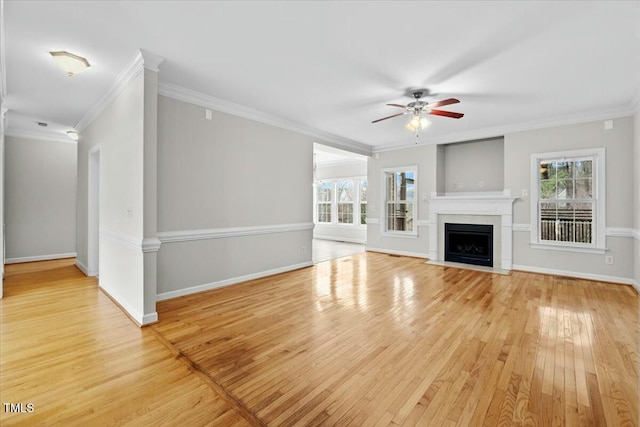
427;98;460;109
371;112;408;123
428;109;464;119
386;103;408;109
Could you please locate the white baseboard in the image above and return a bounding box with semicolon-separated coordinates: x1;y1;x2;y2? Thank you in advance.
156;261;313;301
632;279;640;293
99;280;148;326
74;259;98;277
512;264;636;286
365;247;428;259
5;252;77;264
314;235;366;244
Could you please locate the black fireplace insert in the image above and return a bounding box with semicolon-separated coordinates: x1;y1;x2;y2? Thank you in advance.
445;223;493;267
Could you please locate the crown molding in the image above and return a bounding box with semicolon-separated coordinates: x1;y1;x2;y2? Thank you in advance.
139;49;165;72
316;158;367;168
158;81;372;157
74;49;164;133
373;106;636;153
74;52;144;132
5;128;76;144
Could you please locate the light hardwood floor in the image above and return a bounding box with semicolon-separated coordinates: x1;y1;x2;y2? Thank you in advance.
1;254;638;426
0;259;250;426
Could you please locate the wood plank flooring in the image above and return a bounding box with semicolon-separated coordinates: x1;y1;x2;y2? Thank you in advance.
1;254;638;426
0;259;250;426
153;253;639;426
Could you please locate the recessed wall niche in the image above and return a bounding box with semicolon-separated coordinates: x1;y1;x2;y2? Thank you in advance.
435;137;505;194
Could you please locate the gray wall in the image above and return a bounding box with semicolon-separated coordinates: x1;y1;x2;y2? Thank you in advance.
442;137;504;193
5;136;77;261
315;161;367;180
156;95;315;297
505;116;635;281
366;145;437;257
634;110;639;287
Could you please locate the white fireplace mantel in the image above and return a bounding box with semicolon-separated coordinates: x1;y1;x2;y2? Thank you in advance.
427;191;517;270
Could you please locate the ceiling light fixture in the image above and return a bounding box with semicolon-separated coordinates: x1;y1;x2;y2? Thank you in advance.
49;51;90;76
66;130;79;141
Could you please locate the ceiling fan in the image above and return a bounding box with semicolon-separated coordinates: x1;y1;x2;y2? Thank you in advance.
372;91;464;132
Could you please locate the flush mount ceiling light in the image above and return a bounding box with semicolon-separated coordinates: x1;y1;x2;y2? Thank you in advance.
49;51;90;76
66;130;79;141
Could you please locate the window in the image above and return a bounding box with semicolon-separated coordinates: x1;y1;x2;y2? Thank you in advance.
316;182;332;223
336;180;354;224
314;178;367;226
530;148;605;252
384;168;417;235
359;180;367;225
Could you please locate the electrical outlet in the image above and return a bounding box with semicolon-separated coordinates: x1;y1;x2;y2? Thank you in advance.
302;246;306;253
521;189;528;197
205;109;212;120
605;256;614;265
478;180;484;188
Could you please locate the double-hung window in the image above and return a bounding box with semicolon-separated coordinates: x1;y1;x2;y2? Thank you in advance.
315;178;367;226
336;180;355;224
316;182;333;224
530;148;605;252
359;180;367;225
383;167;417;235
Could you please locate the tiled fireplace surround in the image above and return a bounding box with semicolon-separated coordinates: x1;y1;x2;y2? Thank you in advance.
427;191;517;270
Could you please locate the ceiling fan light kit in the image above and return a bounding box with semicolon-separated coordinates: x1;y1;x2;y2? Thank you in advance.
372;90;464;143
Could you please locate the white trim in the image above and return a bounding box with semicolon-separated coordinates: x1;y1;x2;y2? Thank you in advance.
75;51;145;132
529;243;606;255
513;223;531;232
373;110;635;152
365;247;428;259
99;280;145;325
530;147;606;253
141;238;162;253
5;128;77;144
156;261;313;301
75;259;97;277
139;49;164;72
416;220;430;227
158;222;313;244
5;252;77;264
367;218;380;224
158;82;371;156
316;158;367;168
142;312;158;324
100;229;142;250
633;280;640;293
512;264;636;286
605;227;634;238
314;235;366;244
632;229;640;241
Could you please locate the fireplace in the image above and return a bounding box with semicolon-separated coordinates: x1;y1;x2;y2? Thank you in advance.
445;223;493;267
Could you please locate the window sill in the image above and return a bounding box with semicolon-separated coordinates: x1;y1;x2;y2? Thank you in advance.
530;243;606;255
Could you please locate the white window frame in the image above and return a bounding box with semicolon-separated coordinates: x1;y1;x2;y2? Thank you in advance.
382;166;418;238
314;177;367;227
336;179;355;225
359;179;367;225
530;148;606;254
315;181;333;224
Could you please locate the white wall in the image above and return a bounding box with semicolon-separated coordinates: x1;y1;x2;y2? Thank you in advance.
156;95;314;299
5;136;76;262
77;70;149;324
366;145;437;258
505;116;635;283
314;160;367;244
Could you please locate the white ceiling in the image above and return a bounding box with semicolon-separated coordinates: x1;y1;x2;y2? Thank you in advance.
3;1;639;152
